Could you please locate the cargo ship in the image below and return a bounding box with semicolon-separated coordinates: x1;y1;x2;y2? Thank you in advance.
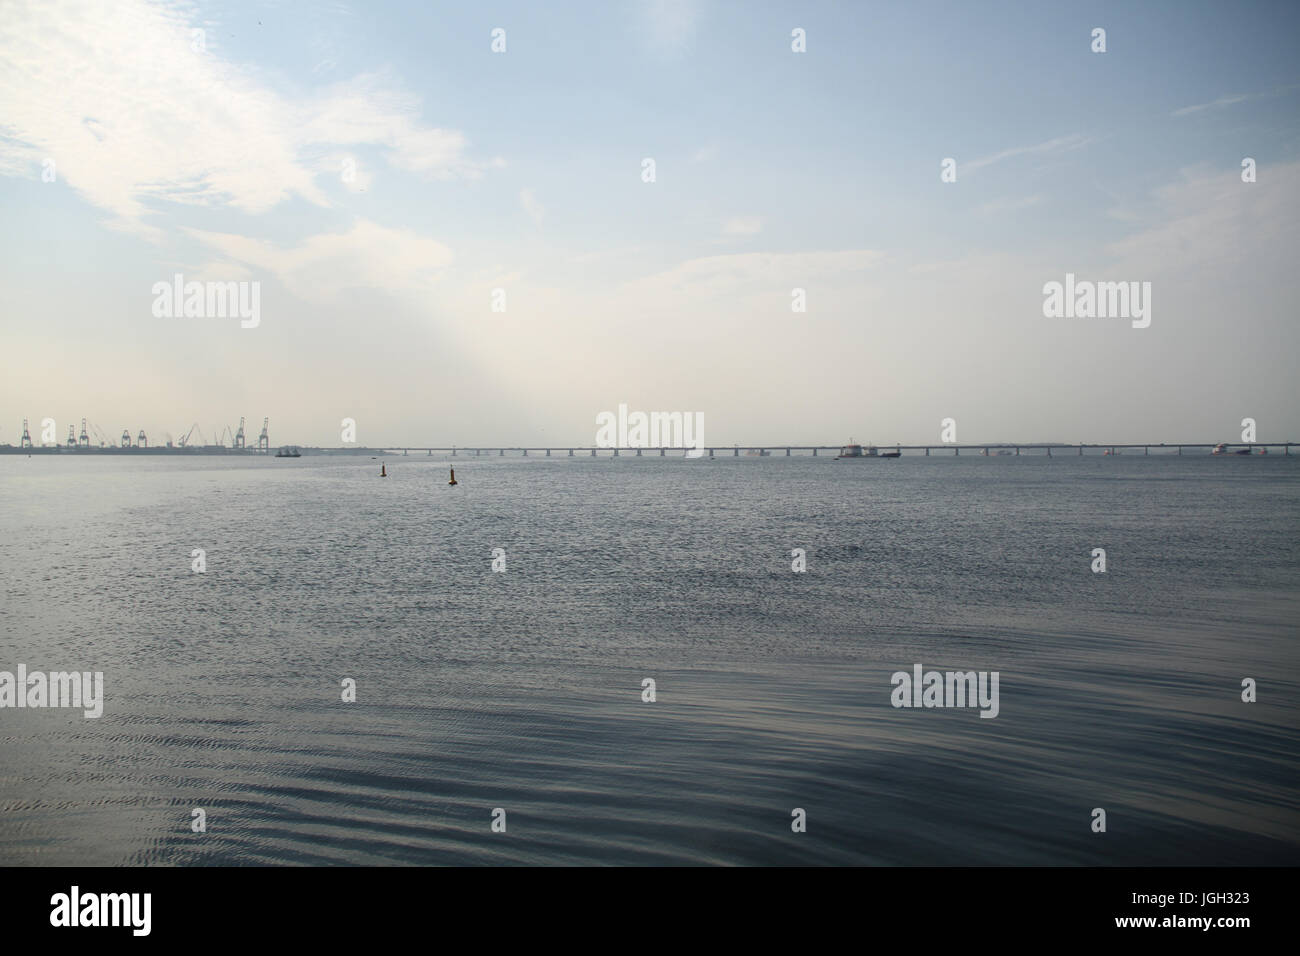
835;440;898;459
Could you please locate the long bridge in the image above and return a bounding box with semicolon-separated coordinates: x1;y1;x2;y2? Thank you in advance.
380;442;1295;457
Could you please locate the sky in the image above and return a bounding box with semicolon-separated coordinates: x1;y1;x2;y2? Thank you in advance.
1;0;1298;448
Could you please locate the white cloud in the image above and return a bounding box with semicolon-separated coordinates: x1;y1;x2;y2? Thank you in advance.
186;220;454;305
0;0;492;237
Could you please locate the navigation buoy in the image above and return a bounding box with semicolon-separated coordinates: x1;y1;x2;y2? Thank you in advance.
448;467;457;486
380;463;387;477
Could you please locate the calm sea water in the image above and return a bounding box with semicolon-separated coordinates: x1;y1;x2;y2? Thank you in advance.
1;453;1297;865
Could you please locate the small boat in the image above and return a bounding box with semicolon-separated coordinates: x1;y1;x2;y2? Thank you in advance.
275;446;301;458
1233;448;1252;456
879;450;901;458
380;462;387;477
448;467;457;486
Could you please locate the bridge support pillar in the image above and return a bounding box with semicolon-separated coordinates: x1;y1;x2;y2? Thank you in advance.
1078;446;1083;456
499;449;504;456
813;448;817;456
1015;447;1020;456
591;449;596;456
546;449;551;456
925;447;930;456
636;448;642;456
1144;446;1148;456
1047;447;1052;457
785;448;790;456
660;448;665;456
568;449;573;456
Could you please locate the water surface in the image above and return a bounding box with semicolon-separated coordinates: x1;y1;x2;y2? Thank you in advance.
1;453;1296;865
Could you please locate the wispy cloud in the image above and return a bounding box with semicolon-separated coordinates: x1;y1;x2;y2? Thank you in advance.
519;188;545;226
976;195;1042;215
965;133;1090;173
1171;93;1252;117
186;220;454;305
692;143;719;163
1105;162;1300;274
625;249;884;299
721;216;763;237
635;0;701;59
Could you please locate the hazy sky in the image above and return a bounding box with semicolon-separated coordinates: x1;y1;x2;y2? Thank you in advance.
2;0;1297;447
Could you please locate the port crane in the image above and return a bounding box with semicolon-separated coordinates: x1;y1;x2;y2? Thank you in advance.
177;423;201;448
257;417;269;453
234;417;246;449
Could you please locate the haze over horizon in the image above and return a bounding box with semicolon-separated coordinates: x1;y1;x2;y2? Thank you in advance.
2;0;1298;448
